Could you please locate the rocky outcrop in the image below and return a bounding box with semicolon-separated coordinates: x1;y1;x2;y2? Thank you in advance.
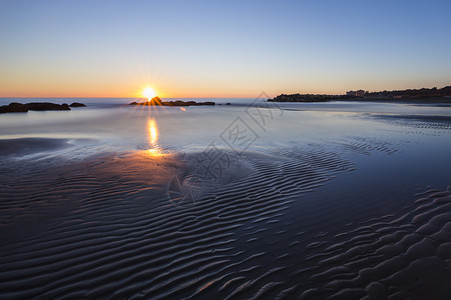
0;102;79;114
25;102;71;111
0;102;28;113
69;102;87;107
268;94;348;102
130;97;215;107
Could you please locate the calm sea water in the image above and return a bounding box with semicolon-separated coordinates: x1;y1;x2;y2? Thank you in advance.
1;98;451;190
1;99;451;155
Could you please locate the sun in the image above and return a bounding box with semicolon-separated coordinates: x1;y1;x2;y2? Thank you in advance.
142;87;157;99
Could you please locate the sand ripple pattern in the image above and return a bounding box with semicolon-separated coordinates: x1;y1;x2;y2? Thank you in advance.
0;145;354;299
1;142;450;299
364;114;451;136
297;187;451;299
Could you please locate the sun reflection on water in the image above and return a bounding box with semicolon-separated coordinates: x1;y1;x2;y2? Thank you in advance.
147;117;162;156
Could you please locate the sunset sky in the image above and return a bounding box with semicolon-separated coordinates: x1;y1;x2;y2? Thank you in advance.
1;0;450;98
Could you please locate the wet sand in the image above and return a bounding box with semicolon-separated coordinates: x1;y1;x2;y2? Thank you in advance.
1;108;451;299
0;138;72;156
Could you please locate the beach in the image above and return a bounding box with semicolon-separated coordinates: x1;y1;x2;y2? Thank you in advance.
1;100;451;299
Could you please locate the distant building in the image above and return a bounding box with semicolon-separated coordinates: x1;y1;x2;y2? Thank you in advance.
356;90;365;97
346;90;365;97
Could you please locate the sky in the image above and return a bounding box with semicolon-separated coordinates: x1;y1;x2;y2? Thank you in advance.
1;0;451;98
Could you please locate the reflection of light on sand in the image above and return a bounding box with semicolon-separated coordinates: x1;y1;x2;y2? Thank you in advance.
147;148;162;156
147;118;162;156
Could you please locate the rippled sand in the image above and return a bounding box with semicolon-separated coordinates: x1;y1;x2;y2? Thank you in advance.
1;108;451;299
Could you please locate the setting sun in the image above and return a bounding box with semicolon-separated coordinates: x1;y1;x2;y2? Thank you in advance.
143;87;156;99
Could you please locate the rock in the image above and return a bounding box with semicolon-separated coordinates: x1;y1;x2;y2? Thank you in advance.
69;102;87;107
24;102;71;111
129;99;215;107
0;102;71;114
226;102;231;105
199;101;215;106
167;100;190;106
151;97;162;104
0;102;28;113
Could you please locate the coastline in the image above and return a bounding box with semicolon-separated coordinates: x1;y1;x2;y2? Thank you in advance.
269;96;451;104
336;96;451;104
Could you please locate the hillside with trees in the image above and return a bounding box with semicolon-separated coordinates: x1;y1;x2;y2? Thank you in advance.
268;86;451;102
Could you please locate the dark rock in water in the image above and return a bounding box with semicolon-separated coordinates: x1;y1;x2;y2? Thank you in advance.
226;102;231;105
167;100;190;106
129;98;215;107
0;102;28;113
0;102;72;114
69;102;87;107
129;97;162;105
24;102;71;111
151;97;162;104
199;101;215;106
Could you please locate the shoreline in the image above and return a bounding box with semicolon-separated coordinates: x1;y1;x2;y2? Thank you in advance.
269;97;451;104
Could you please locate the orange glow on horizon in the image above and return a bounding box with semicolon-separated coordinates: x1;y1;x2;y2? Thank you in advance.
0;79;280;99
0;78;281;99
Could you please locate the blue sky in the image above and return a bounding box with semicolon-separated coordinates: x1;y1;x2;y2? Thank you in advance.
1;0;450;97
